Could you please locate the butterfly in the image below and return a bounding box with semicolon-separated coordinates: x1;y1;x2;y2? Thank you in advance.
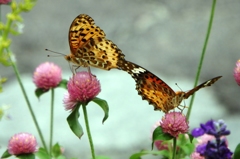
118;60;222;113
65;14;125;72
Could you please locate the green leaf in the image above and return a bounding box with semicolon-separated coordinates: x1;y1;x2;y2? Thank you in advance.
0;55;12;66
35;147;51;159
180;142;195;155
92;97;109;123
0;77;7;93
233;143;240;159
17;153;35;159
34;79;68;99
151;126;173;149
1;149;12;158
56;155;66;159
187;133;194;143
9;28;20;35
129;150;166;159
176;134;196;156
95;156;111;159
57;79;68;89
67;103;83;138
52;143;61;157
20;0;36;12
0;77;7;83
35;88;49;99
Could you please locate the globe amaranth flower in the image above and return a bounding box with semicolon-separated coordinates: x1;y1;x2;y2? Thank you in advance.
160;112;189;138
154;140;169;151
63;71;101;110
33;62;62;90
8;132;38;155
0;0;11;5
234;59;240;85
63;92;77;111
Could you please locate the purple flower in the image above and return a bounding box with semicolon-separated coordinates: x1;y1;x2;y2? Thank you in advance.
191;127;205;137
196;139;232;159
192;119;232;159
192;120;230;138
191;134;215;159
196;143;207;155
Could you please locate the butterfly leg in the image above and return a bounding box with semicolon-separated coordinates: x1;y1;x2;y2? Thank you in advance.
87;66;96;81
70;65;80;75
177;104;188;113
69;64;96;80
74;66;80;74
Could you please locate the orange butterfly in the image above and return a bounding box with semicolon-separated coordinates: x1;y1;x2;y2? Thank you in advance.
118;60;222;113
65;14;125;71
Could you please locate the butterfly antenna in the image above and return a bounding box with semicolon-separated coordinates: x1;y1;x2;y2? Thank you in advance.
175;83;184;92
45;49;66;57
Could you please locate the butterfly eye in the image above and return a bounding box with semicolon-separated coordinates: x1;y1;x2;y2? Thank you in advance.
65;55;71;61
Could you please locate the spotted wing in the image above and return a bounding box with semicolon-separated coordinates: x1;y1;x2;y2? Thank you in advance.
184;76;222;99
68;14;106;54
76;37;125;70
119;60;176;112
66;14;126;71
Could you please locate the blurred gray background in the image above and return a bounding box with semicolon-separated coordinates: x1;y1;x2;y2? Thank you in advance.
1;0;240;159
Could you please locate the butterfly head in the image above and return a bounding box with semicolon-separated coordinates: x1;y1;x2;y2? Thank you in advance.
64;54;72;62
64;54;81;65
175;91;185;97
174;91;185;105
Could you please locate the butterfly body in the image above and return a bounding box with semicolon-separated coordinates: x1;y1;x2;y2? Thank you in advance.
65;14;125;71
118;60;222;113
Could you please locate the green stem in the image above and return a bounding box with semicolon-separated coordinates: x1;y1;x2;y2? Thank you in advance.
49;88;54;155
8;48;48;151
82;103;95;159
172;137;177;159
186;0;217;120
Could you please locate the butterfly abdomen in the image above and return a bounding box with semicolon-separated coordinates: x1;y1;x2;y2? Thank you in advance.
183;76;222;99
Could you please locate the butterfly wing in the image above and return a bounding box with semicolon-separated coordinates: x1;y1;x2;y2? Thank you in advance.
184;76;222;99
69;14;106;54
76;38;125;70
119;60;176;112
67;14;125;71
